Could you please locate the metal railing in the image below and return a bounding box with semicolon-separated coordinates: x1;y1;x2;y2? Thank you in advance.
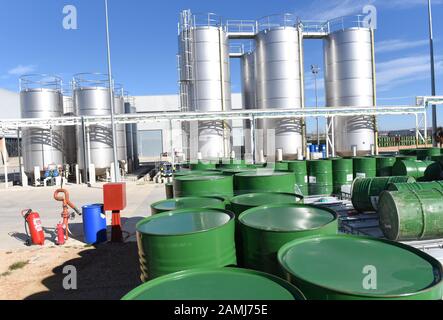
324;14;369;33
72;72;112;90
225;19;257;34
19;74;63;92
257;13;298;32
298;20;329;34
191;12;222;28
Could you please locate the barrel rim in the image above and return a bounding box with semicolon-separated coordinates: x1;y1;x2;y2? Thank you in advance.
82;203;104;210
150;196;226;211
136;208;235;237
278;234;443;298
230;192;304;206
238;203;338;233
121;267;307;300
234;171;293;177
378;190;401;241
174;175;230;182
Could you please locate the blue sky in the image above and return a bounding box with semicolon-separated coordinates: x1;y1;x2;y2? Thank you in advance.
0;0;442;131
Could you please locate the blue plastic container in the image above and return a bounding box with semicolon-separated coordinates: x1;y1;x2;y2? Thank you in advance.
82;204;107;244
309;145;319;153
319;144;326;152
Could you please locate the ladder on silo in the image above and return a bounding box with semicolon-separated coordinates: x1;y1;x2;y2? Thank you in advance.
178;9;194;113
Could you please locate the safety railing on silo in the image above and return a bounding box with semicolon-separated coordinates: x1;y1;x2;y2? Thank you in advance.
19;74;63;92
257;13;298;32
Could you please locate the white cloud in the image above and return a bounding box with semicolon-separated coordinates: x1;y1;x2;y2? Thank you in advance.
376;39;429;54
8;64;37;76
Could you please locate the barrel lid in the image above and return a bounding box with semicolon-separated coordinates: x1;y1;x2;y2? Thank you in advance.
221;168;256;175
173;170;221;177
239;204;336;232
151;197;225;212
137;209;233;236
231;193;302;207
122;268;305;300
175;175;228;182
235;171;290;177
279;235;443;297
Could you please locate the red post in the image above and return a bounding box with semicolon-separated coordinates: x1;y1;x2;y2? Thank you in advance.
103;183;127;243
111;210;123;243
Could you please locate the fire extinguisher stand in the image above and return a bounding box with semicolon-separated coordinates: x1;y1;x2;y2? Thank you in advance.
104;183;127;243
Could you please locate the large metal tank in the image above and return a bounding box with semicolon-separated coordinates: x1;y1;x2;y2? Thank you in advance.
324;27;375;155
62;95;77;165
20;75;64;174
124;100;134;172
113;89;127;163
241;51;257;157
73;73;114;174
255;15;303;159
179;12;232;159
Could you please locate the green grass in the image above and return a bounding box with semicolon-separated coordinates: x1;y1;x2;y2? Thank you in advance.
1;271;11;277
8;260;29;271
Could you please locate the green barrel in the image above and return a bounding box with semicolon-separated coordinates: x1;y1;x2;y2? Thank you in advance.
392;160;440;181
375;156;396;177
287;161;309;196
230;193;304;218
379;189;443;241
416;148;441;160
173;170;221;177
220;168;256;176
388;181;443;192
431;155;443;166
351;176;415;213
165;183;174;199
217;160;248;170
189;161;218;171
278;234;443;300
150;196;226;215
399;149;417;156
396;155;417;161
275;162;289;171
136;208;236;281
353;157;376;179
307;160;333;196
234;172;296;195
239;204;338;276
173;175;234;198
331;158;353;195
122;268;306;300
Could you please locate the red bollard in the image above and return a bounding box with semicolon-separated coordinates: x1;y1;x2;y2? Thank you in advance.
103;183;127;243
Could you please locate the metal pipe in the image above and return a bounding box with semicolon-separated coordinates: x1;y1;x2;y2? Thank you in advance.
428;0;438;147
298;27;307;158
251;116;256;164
17;128;23;186
81;117;88;184
104;0;119;182
370;28;379;155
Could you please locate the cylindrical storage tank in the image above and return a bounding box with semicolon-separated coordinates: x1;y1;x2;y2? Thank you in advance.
324;28;375;155
113;91;127;163
351;176;415;212
62;95;77;165
82;204;107;244
392;160;440;181
239;204;338;275
73;74;114;174
136;208;236;281
190;161;217;171
416;148;441;160
278;235;443;300
375;156;396;177
131;106;139;169
124;101;134;171
379;189;443;241
230;193;304;218
287;161;309;196
255;14;303;158
173;175;233;198
353;157;376;179
307;160;333;196
388;181;443;192
165;182;174;199
150;196;226;215
234;172;296;195
241;51;257;156
122;268;305;300
331;158;353;195
20;75;64;174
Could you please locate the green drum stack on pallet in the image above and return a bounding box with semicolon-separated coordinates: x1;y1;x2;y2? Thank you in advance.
353;157;376;179
239;204;338;275
388;181;443;192
375;156;396;177
392;160;441;181
173;175;234;198
136;208;236;281
379;189;443;241
331;158;353;195
278;235;443;300
416;148;441;161
307;160;333;196
351;176;415;212
234;172;296;195
287;161;309;196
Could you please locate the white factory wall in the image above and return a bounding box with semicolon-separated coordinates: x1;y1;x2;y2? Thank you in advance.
0;89;20;119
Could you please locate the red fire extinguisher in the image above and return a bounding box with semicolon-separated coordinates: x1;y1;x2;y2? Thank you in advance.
21;209;45;246
56;223;65;246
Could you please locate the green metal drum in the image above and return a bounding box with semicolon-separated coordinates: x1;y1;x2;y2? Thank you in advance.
287;161;309;196
173;170;222;177
375;156;396;177
396;155;417;161
388;181;443;192
122;268;306;300
239;204;338;275
217;160;249;170
278;234;443;300
234;171;296;195
351;176;415;213
275;162;289;172
307;160;333;196
165;183;174;199
150;197;226;215
353;157;376;179
220;168;256;176
173;175;234;198
399;149;417;156
392;160;440;181
416;148;441;160
331;158;353;195
379;189;443;241
189;161;217;171
136;208;236;281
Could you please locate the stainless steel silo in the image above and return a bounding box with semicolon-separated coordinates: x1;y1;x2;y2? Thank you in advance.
179;12;232;159
255;15;303;159
241;51;257;157
20;75;64;175
114;89;127;163
62;95;77;165
73;73;114;174
324;27;375;155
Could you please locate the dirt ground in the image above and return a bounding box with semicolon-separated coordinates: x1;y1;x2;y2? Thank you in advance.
0;242;142;300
